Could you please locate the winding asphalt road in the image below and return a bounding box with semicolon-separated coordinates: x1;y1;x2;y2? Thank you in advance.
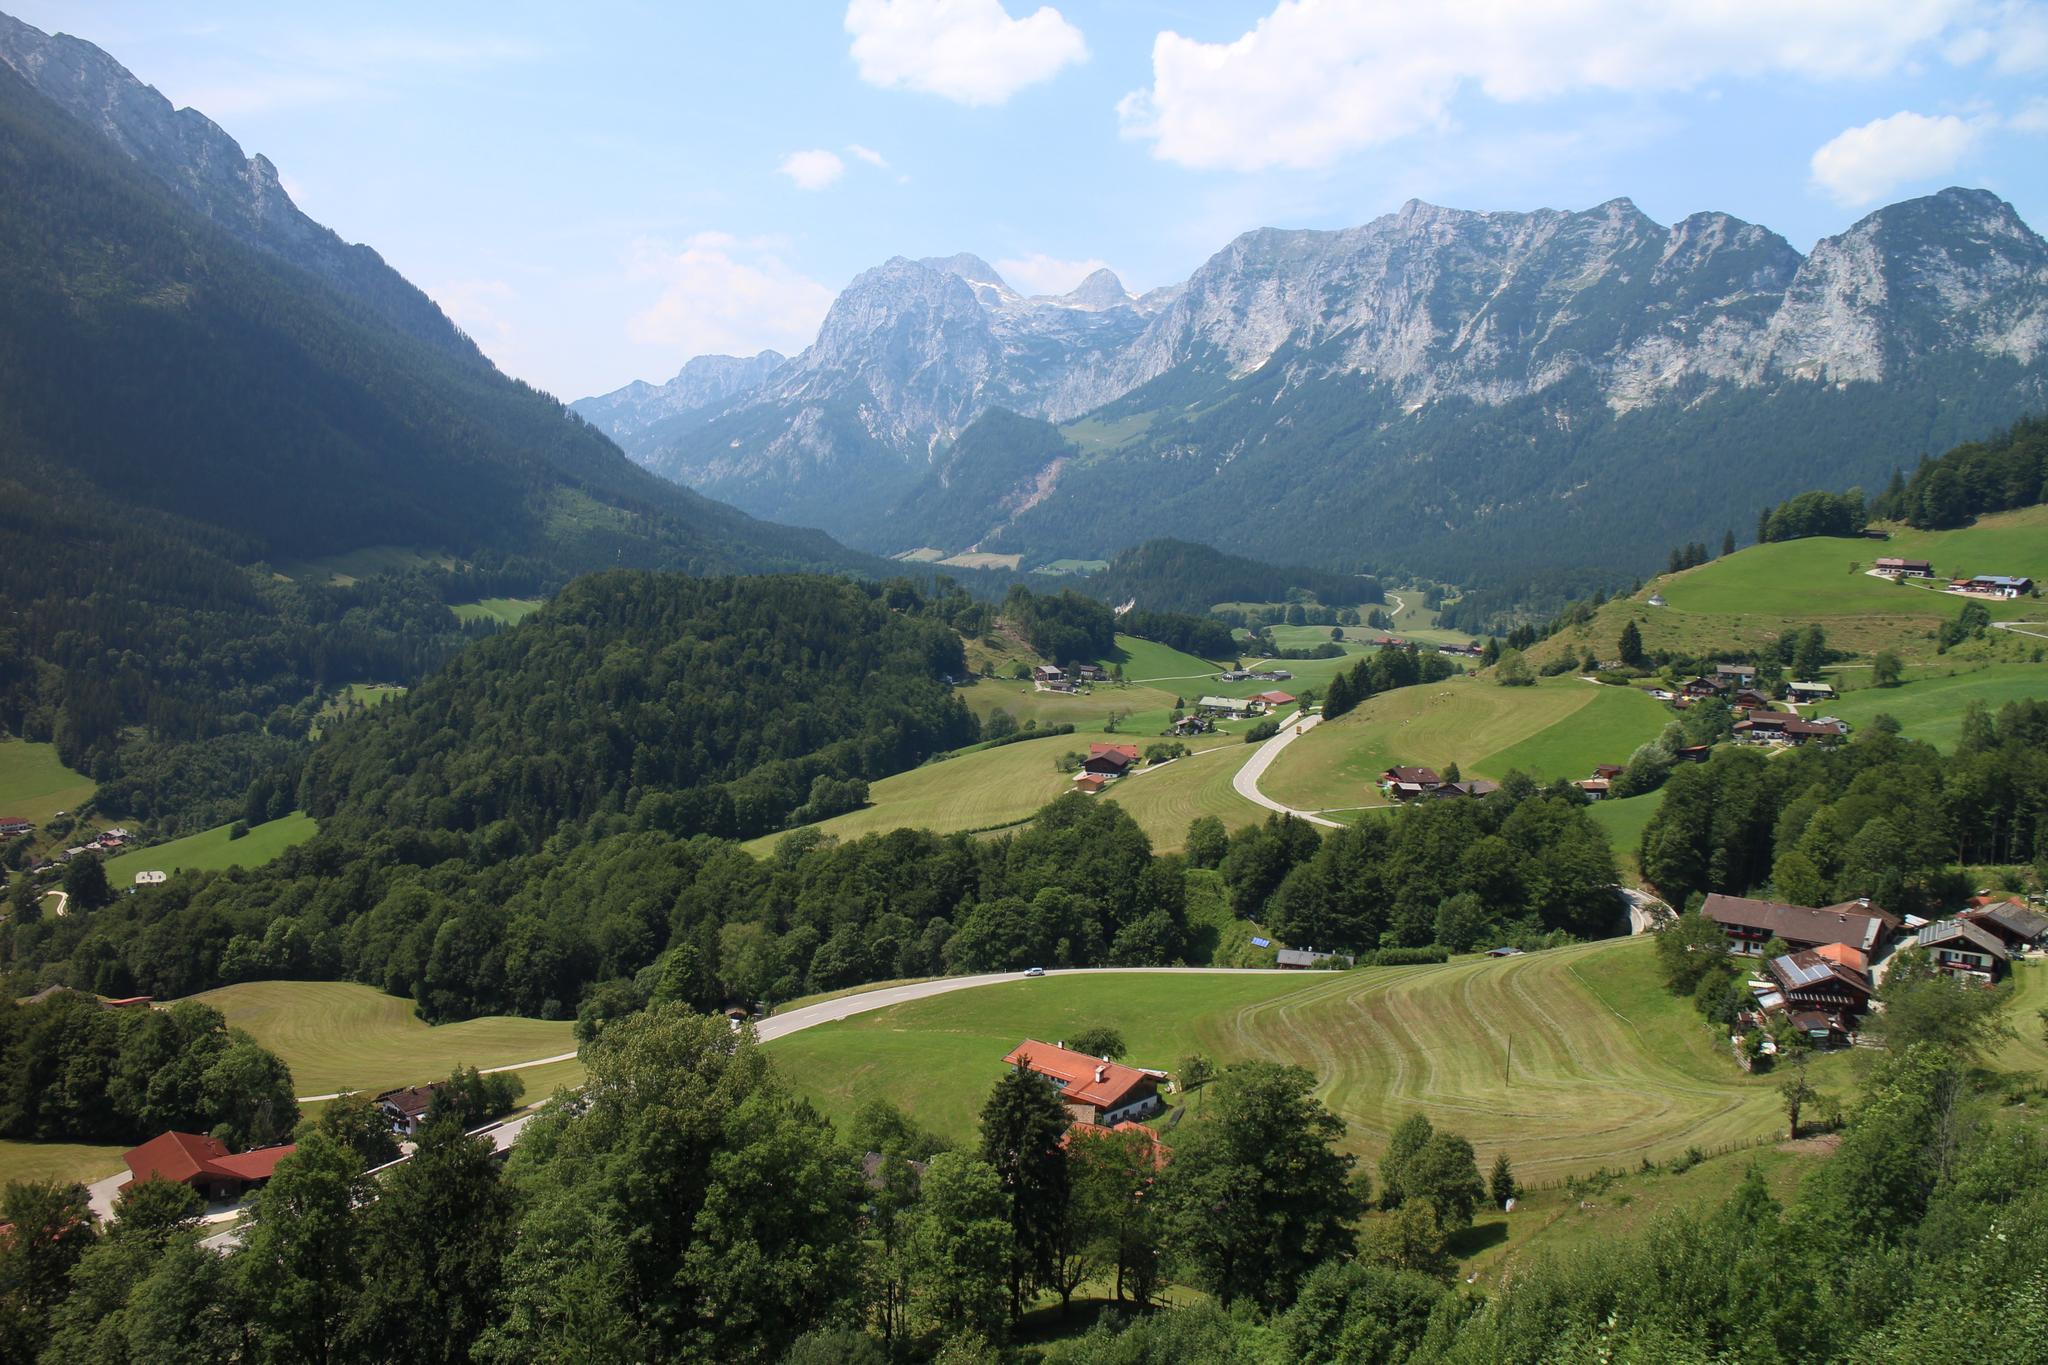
1232;710;1343;828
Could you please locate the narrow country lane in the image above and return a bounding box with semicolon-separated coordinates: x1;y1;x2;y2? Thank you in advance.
1232;710;1344;828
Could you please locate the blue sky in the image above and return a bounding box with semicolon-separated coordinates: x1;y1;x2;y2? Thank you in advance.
13;1;2048;399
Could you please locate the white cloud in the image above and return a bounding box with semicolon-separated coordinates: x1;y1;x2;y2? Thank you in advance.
626;233;835;359
778;148;846;190
1809;111;1985;205
993;252;1115;296
846;0;1087;106
1119;0;2009;172
847;143;891;168
2010;96;2048;132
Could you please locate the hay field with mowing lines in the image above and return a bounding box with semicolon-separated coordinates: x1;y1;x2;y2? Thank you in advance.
451;597;543;626
104;812;318;882
1260;677;1611;812
768;938;1845;1180
0;739;95;831
1104;742;1266;851
189;980;577;1099
1824;663;2048;750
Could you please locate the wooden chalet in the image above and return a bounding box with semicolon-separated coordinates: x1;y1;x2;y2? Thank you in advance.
1674;744;1712;763
1734;713;1847;745
1701;893;1896;957
1003;1040;1162;1125
1032;664;1066;684
1768;950;1874;1017
1253;690;1296;708
1681;675;1728;698
1427;778;1500;800
1197;695;1255;717
1072;663;1108;682
1875;557;1933;577
1913;919;2010;983
1081;743;1140;779
1574;778;1611;800
1731;688;1777;711
1787;680;1836;701
1715;663;1757;683
1379;765;1443;801
375;1083;441;1137
1592;764;1627;781
1961;899;2048;950
0;817;32;837
1956;574;2034;598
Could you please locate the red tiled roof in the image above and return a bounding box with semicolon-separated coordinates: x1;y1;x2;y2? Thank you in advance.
122;1132;296;1188
1004;1040;1157;1113
1381;766;1440;786
1088;743;1140;760
1253;691;1295;705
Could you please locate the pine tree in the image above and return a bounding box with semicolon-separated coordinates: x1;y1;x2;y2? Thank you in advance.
1722;528;1736;558
978;1064;1072;1321
1489;1152;1518;1208
1618;620;1646;668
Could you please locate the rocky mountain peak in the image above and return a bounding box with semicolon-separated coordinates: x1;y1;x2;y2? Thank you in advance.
1059;267;1131;310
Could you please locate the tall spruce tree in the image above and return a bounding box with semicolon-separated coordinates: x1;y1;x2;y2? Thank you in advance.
978;1064;1072;1321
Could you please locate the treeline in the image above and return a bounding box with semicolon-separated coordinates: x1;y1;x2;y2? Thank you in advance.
2;1008;2035;1362
1001;586;1117;665
1321;645;1463;720
1640;699;2048;908
1756;488;1868;542
1226;778;1620;952
1870;413;2047;527
1113;609;1236;661
1756;416;2046;543
1084;538;1381;615
0;993;296;1147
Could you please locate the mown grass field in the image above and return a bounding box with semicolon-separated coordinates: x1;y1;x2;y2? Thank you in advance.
0;1139;131;1189
275;544;450;585
1104;741;1267;851
1477;682;1669;778
1824;663;2048;750
744;729;1136;854
960;678;1183;734
767;938;1852;1181
451;597;543;626
1588;791;1663;882
1104;634;1222;680
1260;676;1665;813
1533;506;2048;671
104;812;318;883
189;980;579;1099
0;738;95;832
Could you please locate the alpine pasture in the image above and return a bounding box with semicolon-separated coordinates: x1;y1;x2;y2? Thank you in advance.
765;937;1849;1182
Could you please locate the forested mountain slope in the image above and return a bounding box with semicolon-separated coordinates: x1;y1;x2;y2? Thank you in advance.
0;46;892;828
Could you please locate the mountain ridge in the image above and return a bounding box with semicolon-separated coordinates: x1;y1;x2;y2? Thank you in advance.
581;188;2047;580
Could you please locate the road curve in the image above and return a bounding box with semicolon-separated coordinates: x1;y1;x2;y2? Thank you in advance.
1232;710;1343;828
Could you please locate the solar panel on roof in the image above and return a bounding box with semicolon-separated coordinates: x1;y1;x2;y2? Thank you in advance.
1251;937;1270;948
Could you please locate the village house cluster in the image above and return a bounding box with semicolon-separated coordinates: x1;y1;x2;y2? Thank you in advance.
1699;892;2046;1048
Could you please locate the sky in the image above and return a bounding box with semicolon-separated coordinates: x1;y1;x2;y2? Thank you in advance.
11;1;2048;400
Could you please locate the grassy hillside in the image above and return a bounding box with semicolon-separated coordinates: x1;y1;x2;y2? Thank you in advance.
0;1139;129;1189
1535;506;2048;669
451;597;543;626
1105;635;1223;679
1825;663;2048;749
1588;791;1663;882
103;812;318;883
1261;676;1665;813
766;938;1852;1181
0;738;94;830
189;980;578;1099
1104;742;1268;851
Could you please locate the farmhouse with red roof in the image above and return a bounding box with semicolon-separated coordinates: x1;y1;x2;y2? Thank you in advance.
120;1131;295;1203
1003;1040;1163;1125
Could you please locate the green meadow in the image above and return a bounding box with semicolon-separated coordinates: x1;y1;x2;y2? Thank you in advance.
1824;663;2048;750
0;738;96;831
103;812;318;883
